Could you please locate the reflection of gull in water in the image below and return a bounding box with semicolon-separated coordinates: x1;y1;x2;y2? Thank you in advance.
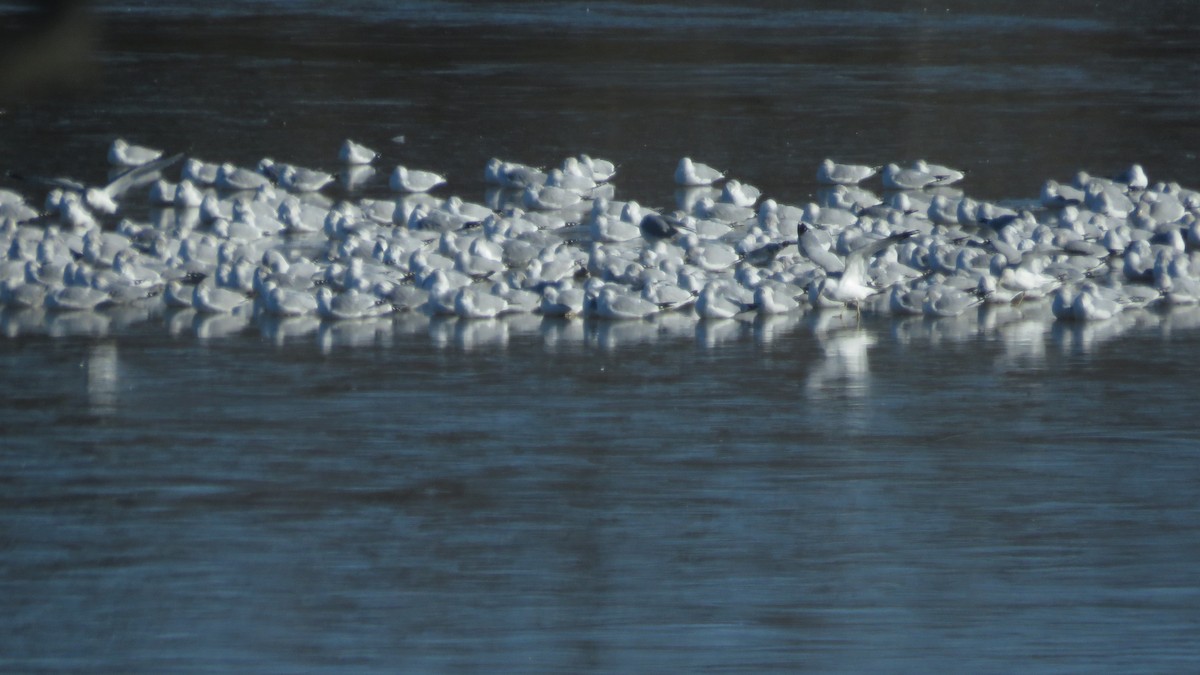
193;312;250;340
807;308;862;335
166;307;197;337
806;329;875;399
318;317;394;352
85;341;119;415
1159;305;1200;337
428;316;456;349
454;318;509;350
594;317;660;350
890;311;978;348
502;313;544;338
752;313;803;347
341;165;375;191
696;318;745;349
391;313;432;338
259;315;321;347
1051;311;1139;355
1;308;47;338
653;312;699;341
540;317;587;350
994;316;1049;370
48;310;110;338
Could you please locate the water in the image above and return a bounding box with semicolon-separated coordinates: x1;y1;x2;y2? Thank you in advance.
3;1;1200;672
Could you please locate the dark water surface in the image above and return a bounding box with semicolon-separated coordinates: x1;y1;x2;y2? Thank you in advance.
3;1;1200;672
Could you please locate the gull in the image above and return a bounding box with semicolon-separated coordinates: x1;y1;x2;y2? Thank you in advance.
796;223;845;274
276;196;327;233
822;184;882;211
926;194;965;225
754;283;802;314
719;179;761;208
316;287;391;320
1069;281;1123;321
816;159;878;185
561;156;592;180
998;262;1060;300
808;230;915;309
490;280;540;313
1084;182;1135;217
639;213;687;241
881;163;944;190
390;165;447;193
162;280;197;308
693;197;753;224
339;139;377;165
589;212;642;243
25;153;182;216
259;282;318;317
742;241;794;268
682;233;741;272
911;159;965;186
192;279;251;314
801;202;858;230
1040;179;1085;208
484;158;547;189
0;261;50;308
45;284;111;311
216;163;272;192
277;164;334;193
641;279;696;311
1114;163;1148;190
182;157;221;185
453;285;509;319
579;154;617;182
522;184;582;210
594;285;662;320
540;283;587;317
888;285;930;315
108;138;163;167
674;157;724;186
545;167;597;195
422;268;469;316
695;281;753;319
921;285;981;317
173;179;205;208
455;249;504;280
1050;286;1077;320
112;249;162;289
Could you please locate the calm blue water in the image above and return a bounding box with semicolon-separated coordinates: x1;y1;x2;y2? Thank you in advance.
3;1;1200;672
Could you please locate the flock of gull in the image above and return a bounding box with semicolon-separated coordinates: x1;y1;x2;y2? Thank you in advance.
1;137;1199;346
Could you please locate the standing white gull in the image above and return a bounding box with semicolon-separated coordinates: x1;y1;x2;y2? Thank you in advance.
808;229;916;309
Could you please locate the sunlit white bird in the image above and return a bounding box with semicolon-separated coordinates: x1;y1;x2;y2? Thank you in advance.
339;139;377;165
816;159;878;185
390;165;447;193
881;163;943;190
674;157;725;186
108;138;163;167
912;159;965;186
579;154;617;182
